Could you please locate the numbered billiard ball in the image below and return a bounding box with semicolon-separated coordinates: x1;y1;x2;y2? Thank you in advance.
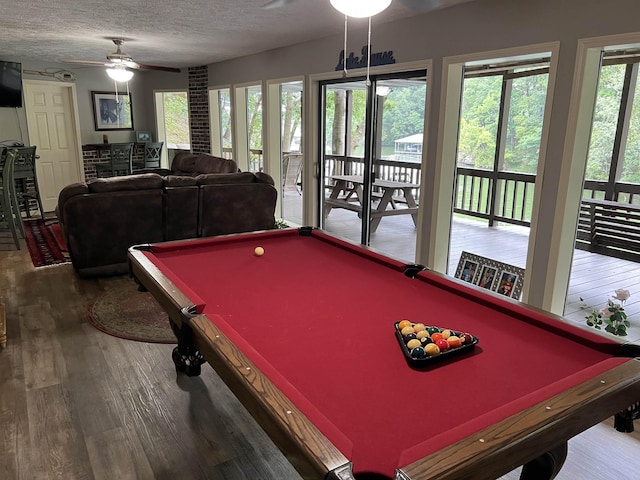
407;339;422;350
420;336;434;346
401;325;415;336
403;332;417;343
447;336;462;348
397;319;413;331
424;343;440;356
435;338;450;351
460;333;474;344
410;347;427;359
430;332;444;343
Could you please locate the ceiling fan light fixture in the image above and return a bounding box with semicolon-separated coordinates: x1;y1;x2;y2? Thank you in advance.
106;65;134;82
330;0;392;18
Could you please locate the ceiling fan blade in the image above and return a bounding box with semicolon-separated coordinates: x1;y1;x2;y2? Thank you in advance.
133;63;181;73
63;59;108;67
262;0;298;9
399;0;474;12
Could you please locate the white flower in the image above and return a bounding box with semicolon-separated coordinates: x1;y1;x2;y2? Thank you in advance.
613;289;631;302
600;306;614;319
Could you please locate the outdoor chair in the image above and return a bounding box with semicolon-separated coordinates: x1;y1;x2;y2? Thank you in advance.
283;153;303;194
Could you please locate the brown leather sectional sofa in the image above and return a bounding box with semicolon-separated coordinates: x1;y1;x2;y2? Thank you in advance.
57;152;277;277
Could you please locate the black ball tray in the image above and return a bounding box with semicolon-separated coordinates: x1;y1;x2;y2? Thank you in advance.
394;322;479;367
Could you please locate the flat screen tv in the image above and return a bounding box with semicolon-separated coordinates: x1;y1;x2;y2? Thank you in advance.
0;61;23;108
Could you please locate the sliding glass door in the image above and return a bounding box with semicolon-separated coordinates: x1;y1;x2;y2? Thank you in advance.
320;71;426;262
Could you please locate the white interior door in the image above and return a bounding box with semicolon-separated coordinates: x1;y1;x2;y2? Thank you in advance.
24;80;82;212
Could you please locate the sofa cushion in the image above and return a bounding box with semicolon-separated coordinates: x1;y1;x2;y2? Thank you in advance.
171;151;238;175
164;175;198;187
88;173;164;193
199;183;277;237
196;172;257;185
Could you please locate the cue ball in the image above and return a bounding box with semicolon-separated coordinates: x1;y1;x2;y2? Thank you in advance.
254;246;264;256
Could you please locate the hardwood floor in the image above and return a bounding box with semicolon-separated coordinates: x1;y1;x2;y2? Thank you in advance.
2;228;640;479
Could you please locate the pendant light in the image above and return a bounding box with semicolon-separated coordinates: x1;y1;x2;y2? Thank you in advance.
106;64;134;82
330;0;392;18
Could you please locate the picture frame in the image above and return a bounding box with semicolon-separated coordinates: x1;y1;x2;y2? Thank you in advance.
495;271;521;298
476;265;498;290
457;258;479;284
92;91;134;131
455;251;525;299
136;131;151;142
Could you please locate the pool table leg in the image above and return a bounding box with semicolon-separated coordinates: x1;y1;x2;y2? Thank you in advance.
519;442;567;480
170;321;206;377
614;402;640;432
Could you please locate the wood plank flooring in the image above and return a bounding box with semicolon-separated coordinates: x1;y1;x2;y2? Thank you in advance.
2;221;640;479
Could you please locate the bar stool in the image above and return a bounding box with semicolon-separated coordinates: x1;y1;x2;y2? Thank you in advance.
12;146;45;224
95;142;134;177
143;141;163;168
0;149;22;249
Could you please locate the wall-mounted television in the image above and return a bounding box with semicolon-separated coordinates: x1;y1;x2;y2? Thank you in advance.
0;61;23;108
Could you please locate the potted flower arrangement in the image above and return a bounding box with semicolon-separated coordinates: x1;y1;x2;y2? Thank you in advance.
584;289;631;336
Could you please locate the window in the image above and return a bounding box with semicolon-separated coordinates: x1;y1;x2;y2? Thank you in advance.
155;91;190;150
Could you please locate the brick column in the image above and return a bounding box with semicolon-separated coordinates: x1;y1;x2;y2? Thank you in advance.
188;66;210;154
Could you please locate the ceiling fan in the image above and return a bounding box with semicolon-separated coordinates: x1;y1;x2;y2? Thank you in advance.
63;38;181;74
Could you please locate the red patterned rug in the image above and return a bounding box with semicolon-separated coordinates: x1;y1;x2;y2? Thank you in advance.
23;218;71;268
88;279;176;344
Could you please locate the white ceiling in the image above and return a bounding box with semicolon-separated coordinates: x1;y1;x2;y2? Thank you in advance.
0;0;474;70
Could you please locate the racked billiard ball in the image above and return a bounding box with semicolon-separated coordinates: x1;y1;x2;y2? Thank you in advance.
401;325;415;336
420;336;434;346
424;343;440;356
430;332;444;343
403;333;417;343
426;326;440;335
410;347;427;359
397;319;413;331
407;339;422;350
459;333;474;344
447;336;462;348
435;338;450;351
416;330;430;339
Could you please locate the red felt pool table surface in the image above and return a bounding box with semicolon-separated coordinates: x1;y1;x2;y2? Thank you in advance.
129;228;640;480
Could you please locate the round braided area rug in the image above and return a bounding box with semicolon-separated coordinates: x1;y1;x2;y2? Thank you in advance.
88;280;176;344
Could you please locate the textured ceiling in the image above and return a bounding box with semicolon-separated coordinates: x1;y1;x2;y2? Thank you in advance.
0;0;474;70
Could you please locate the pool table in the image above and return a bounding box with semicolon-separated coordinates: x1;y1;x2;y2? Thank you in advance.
128;227;640;480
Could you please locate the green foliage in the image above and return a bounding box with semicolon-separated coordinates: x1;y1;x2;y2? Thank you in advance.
380;85;426;146
584;290;632;336
163;92;190;145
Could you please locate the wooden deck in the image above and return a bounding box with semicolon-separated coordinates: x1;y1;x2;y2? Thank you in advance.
283;192;640;343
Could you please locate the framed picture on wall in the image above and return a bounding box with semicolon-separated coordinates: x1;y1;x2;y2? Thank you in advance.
92;91;134;131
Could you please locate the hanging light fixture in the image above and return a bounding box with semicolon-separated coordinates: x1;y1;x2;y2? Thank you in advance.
330;0;392;18
332;0;391;85
106;64;134;82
